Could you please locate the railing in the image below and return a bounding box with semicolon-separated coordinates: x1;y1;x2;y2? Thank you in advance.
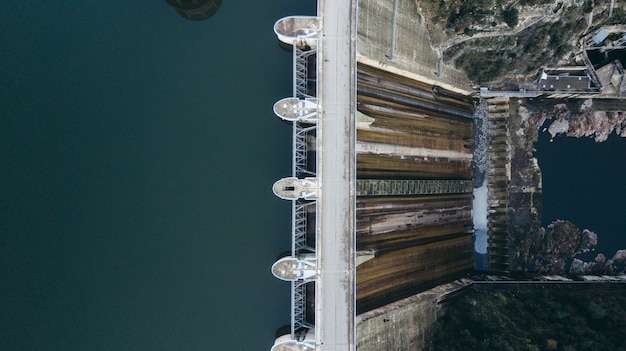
292;281;313;335
294;124;316;178
294;40;317;99
272;17;321;347
293;200;315;254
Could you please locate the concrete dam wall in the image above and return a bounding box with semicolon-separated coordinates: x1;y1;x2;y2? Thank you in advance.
270;4;480;349
355;63;475;315
356;64;473;180
356;279;472;351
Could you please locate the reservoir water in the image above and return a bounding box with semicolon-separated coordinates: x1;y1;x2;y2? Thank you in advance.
535;131;626;255
1;1;315;350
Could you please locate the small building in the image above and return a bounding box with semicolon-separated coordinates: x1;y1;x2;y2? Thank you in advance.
537;68;592;92
592;29;609;45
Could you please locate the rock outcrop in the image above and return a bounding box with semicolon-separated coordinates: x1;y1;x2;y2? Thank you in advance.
522;219;626;274
529;220;582;273
570;249;626;275
539;101;626;142
579;229;598;253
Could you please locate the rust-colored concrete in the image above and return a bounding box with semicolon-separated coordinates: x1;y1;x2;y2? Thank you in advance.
354;63;475;317
356;236;473;313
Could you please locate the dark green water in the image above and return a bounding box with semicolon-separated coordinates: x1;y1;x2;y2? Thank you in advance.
536;131;626;255
1;1;315;350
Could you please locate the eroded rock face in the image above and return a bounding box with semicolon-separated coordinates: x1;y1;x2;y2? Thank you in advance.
569;253;617;274
543;220;581;256
539;101;626;142
530;220;581;272
570;258;584;274
613;249;626;262
570;257;599;274
580;229;598;253
565;110;626;142
526;220;625;274
511;100;625;275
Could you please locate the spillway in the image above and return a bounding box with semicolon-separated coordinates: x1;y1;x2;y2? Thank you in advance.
355;64;475;314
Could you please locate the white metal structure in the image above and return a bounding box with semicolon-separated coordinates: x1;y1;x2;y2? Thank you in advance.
272;14;321;345
271;1;358;350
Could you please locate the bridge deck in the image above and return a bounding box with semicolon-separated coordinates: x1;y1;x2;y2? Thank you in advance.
315;1;356;350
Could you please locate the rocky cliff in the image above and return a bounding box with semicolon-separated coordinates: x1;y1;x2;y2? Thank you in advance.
540;101;626;142
524;220;626;274
508;99;625;274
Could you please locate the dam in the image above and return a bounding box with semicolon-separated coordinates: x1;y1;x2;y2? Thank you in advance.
354;63;475;314
269;1;475;350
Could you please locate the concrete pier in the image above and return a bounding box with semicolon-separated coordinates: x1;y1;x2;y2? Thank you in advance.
485;97;512;273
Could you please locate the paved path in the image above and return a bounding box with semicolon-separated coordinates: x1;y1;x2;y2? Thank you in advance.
316;0;356;350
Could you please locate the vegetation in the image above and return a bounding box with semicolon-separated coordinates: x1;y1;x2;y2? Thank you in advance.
446;0;497;33
431;286;626;351
420;0;543;36
444;5;589;83
455;50;507;83
501;8;519;28
419;0;622;83
519;0;555;5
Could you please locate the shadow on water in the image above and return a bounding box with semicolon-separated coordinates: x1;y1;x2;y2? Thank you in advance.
165;0;222;21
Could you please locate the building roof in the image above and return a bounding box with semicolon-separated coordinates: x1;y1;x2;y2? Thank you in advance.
538;72;591;91
592;29;609;45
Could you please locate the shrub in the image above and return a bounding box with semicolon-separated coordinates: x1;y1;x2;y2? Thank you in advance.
502;8;519;28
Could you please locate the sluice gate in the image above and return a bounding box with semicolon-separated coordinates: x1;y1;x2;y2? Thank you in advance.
485;97;512;273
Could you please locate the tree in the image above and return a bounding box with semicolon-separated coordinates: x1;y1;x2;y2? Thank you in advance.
501;8;519;28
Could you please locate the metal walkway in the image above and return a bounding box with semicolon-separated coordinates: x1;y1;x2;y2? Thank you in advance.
270;2;357;350
271;15;320;349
